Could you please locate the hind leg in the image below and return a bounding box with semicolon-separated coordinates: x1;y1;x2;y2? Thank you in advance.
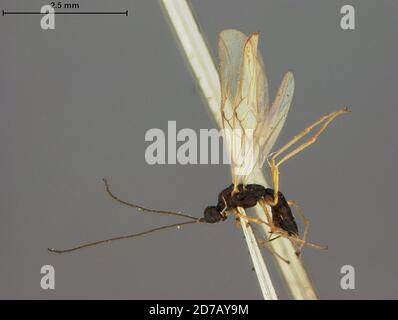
259;199;326;254
267;108;350;206
288;201;309;256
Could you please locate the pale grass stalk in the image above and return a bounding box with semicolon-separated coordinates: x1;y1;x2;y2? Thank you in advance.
159;0;317;300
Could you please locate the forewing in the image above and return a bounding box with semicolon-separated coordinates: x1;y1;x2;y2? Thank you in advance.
218;29;246;117
218;30;270;185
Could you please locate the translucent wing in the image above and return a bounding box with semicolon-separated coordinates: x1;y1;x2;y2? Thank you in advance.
218;29;270;130
253;72;295;179
218;29;270;186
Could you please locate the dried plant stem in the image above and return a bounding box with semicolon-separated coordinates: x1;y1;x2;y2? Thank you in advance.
159;0;317;300
237;207;277;299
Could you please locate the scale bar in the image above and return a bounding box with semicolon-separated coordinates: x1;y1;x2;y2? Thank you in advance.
2;10;129;16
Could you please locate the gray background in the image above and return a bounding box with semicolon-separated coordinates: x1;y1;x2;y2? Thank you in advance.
0;0;397;299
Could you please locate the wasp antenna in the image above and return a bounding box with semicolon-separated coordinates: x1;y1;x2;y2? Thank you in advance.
48;220;201;254
102;178;200;221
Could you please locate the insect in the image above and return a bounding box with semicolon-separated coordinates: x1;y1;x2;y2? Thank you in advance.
48;29;350;261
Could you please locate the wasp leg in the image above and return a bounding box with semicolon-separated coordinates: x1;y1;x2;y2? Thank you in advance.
259;199;326;254
267;107;350;206
257;237;290;264
220;196;228;215
234;211;270;228
258;200;278;234
288;200;310;256
273;228;328;252
256;200;292;264
267;235;282;242
236;207;290;264
231;181;241;196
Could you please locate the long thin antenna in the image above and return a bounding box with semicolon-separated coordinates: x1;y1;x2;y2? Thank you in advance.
103;178;200;221
48;220;200;254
